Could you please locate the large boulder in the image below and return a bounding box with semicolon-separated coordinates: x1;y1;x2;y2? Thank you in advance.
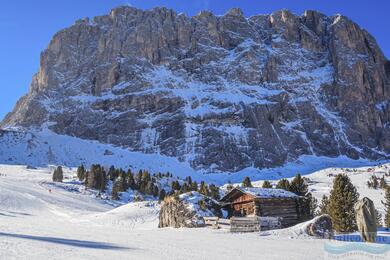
159;196;202;228
355;197;377;242
158;192;220;228
306;214;333;238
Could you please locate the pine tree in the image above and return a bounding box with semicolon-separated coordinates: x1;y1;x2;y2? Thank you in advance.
180;182;190;194
262;180;272;188
87;164;107;191
208;184;220;200
368;175;379;189
171;180;181;191
242;177;253;188
145;181;156;195
111;177;123;200
190;181;198;192
185;176;193;186
77;165;86;182
329;174;359;232
52;166;64;182
159;189;166;202
142;170;151;183
127;169;135;189
152;185;159;197
276;179;290;191
289;174;308;196
199;181;210;196
107;166;117;181
379;176;387;189
118;170;128;191
226;183;234;191
134;170;143;190
318;195;330;215
382;187;390;228
306;192;318;218
98;167;107;192
84;171;89;188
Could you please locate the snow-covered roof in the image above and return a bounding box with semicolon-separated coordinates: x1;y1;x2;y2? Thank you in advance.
242;187;298;199
220;187;297;202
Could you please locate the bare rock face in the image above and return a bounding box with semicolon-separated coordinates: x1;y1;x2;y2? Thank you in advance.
2;7;390;172
306;214;333;238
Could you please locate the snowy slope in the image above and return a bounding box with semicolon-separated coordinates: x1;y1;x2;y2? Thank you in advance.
0;128;203;180
1;164;389;260
0;128;388;185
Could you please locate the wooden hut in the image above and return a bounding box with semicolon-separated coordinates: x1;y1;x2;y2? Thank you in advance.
220;187;301;227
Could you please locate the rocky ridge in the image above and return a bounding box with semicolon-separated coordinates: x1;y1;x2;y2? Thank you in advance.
2;7;390;172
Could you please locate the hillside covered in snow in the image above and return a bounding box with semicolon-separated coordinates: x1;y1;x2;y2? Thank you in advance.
1;163;389;259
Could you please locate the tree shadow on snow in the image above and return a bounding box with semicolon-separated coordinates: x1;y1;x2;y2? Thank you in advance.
0;211;32;217
0;212;17;217
0;232;130;250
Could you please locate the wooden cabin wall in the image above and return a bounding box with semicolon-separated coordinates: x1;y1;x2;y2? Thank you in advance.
256;198;299;227
230;194;256;216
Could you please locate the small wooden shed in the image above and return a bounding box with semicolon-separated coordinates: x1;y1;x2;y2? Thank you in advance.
220;187;301;228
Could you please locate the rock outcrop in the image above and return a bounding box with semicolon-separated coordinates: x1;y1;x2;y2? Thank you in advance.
355;197;377;242
159;192;219;228
159;197;204;228
2;7;390;172
306;214;333;238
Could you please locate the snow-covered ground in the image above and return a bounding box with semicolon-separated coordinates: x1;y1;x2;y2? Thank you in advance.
1;164;389;259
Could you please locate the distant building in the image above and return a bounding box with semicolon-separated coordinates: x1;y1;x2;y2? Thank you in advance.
220;187;302;227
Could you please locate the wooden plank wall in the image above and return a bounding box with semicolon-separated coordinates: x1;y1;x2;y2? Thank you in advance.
230;217;261;232
256;198;299;227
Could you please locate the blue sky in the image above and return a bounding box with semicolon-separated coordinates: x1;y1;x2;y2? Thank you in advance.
0;0;389;121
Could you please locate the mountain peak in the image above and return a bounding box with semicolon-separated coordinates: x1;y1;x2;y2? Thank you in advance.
2;6;389;172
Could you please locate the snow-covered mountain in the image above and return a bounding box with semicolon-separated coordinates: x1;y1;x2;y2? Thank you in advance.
1;6;390;173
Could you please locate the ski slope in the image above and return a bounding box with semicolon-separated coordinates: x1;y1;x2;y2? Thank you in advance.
0;164;389;259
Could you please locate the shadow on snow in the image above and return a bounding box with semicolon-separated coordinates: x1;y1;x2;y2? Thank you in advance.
0;232;130;250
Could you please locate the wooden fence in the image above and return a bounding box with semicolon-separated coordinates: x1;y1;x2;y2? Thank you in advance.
204;217;231;229
204;216;281;232
230;216;261;232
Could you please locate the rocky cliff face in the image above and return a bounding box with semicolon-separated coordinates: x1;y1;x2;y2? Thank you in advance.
2;7;390;172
